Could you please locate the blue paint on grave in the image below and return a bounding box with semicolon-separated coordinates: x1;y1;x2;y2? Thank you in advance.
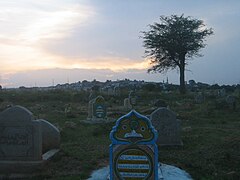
109;110;158;180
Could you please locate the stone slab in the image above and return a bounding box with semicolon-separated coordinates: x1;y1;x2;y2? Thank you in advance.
150;107;183;146
0;106;42;161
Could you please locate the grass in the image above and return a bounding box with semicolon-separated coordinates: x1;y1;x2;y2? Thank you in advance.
0;89;239;179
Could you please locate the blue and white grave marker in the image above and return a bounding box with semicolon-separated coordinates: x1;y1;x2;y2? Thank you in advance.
110;110;158;180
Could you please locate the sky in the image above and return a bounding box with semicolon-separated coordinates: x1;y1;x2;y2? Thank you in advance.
0;0;240;88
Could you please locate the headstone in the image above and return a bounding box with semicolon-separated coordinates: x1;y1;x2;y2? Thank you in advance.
0;106;60;173
150;107;183;146
0;106;42;173
88;96;107;121
110;110;158;179
123;98;132;110
40;119;60;154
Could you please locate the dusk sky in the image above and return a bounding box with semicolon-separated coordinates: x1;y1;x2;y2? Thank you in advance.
0;0;240;88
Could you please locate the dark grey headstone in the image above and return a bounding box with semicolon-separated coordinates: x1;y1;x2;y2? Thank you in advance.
0;106;42;161
0;106;60;174
40;119;60;154
150;107;183;146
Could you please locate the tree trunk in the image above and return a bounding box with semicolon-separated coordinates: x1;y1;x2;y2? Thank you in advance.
179;54;186;94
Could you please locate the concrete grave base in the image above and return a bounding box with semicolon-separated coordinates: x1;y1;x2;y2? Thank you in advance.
87;163;192;180
0;149;59;177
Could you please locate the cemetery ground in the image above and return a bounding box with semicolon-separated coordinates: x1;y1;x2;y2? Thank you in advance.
0;89;240;180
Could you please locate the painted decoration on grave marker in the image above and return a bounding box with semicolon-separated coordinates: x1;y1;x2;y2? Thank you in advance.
114;146;154;179
110;110;158;180
93;96;106;119
112;111;154;143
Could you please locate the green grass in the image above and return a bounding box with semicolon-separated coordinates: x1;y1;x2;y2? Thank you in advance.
0;89;239;179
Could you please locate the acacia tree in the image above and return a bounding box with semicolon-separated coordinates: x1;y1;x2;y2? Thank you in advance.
141;14;213;94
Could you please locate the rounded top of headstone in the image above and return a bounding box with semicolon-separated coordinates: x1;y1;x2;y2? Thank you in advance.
110;110;157;144
150;107;176;120
154;99;167;107
0;105;34;123
39;119;60;133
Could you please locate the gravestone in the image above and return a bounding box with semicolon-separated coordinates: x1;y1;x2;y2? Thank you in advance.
0;106;42;161
88;96;107;121
150;107;183;146
0;106;60;173
110;110;158;179
40;119;60;154
123;98;132;110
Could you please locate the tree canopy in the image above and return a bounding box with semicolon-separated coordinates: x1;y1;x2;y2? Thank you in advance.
141;14;213;93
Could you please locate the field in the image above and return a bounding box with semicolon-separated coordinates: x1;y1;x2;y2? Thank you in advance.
0;88;240;180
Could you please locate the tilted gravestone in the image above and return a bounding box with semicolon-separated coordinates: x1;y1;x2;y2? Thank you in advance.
88;96;107;121
150;107;183;146
110;110;158;179
0;106;60;173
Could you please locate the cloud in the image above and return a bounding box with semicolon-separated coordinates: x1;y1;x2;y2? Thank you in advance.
52;56;151;72
0;1;96;74
0;1;95;43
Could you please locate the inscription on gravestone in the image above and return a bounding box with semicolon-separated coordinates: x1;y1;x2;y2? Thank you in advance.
0;106;42;161
110;110;158;180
